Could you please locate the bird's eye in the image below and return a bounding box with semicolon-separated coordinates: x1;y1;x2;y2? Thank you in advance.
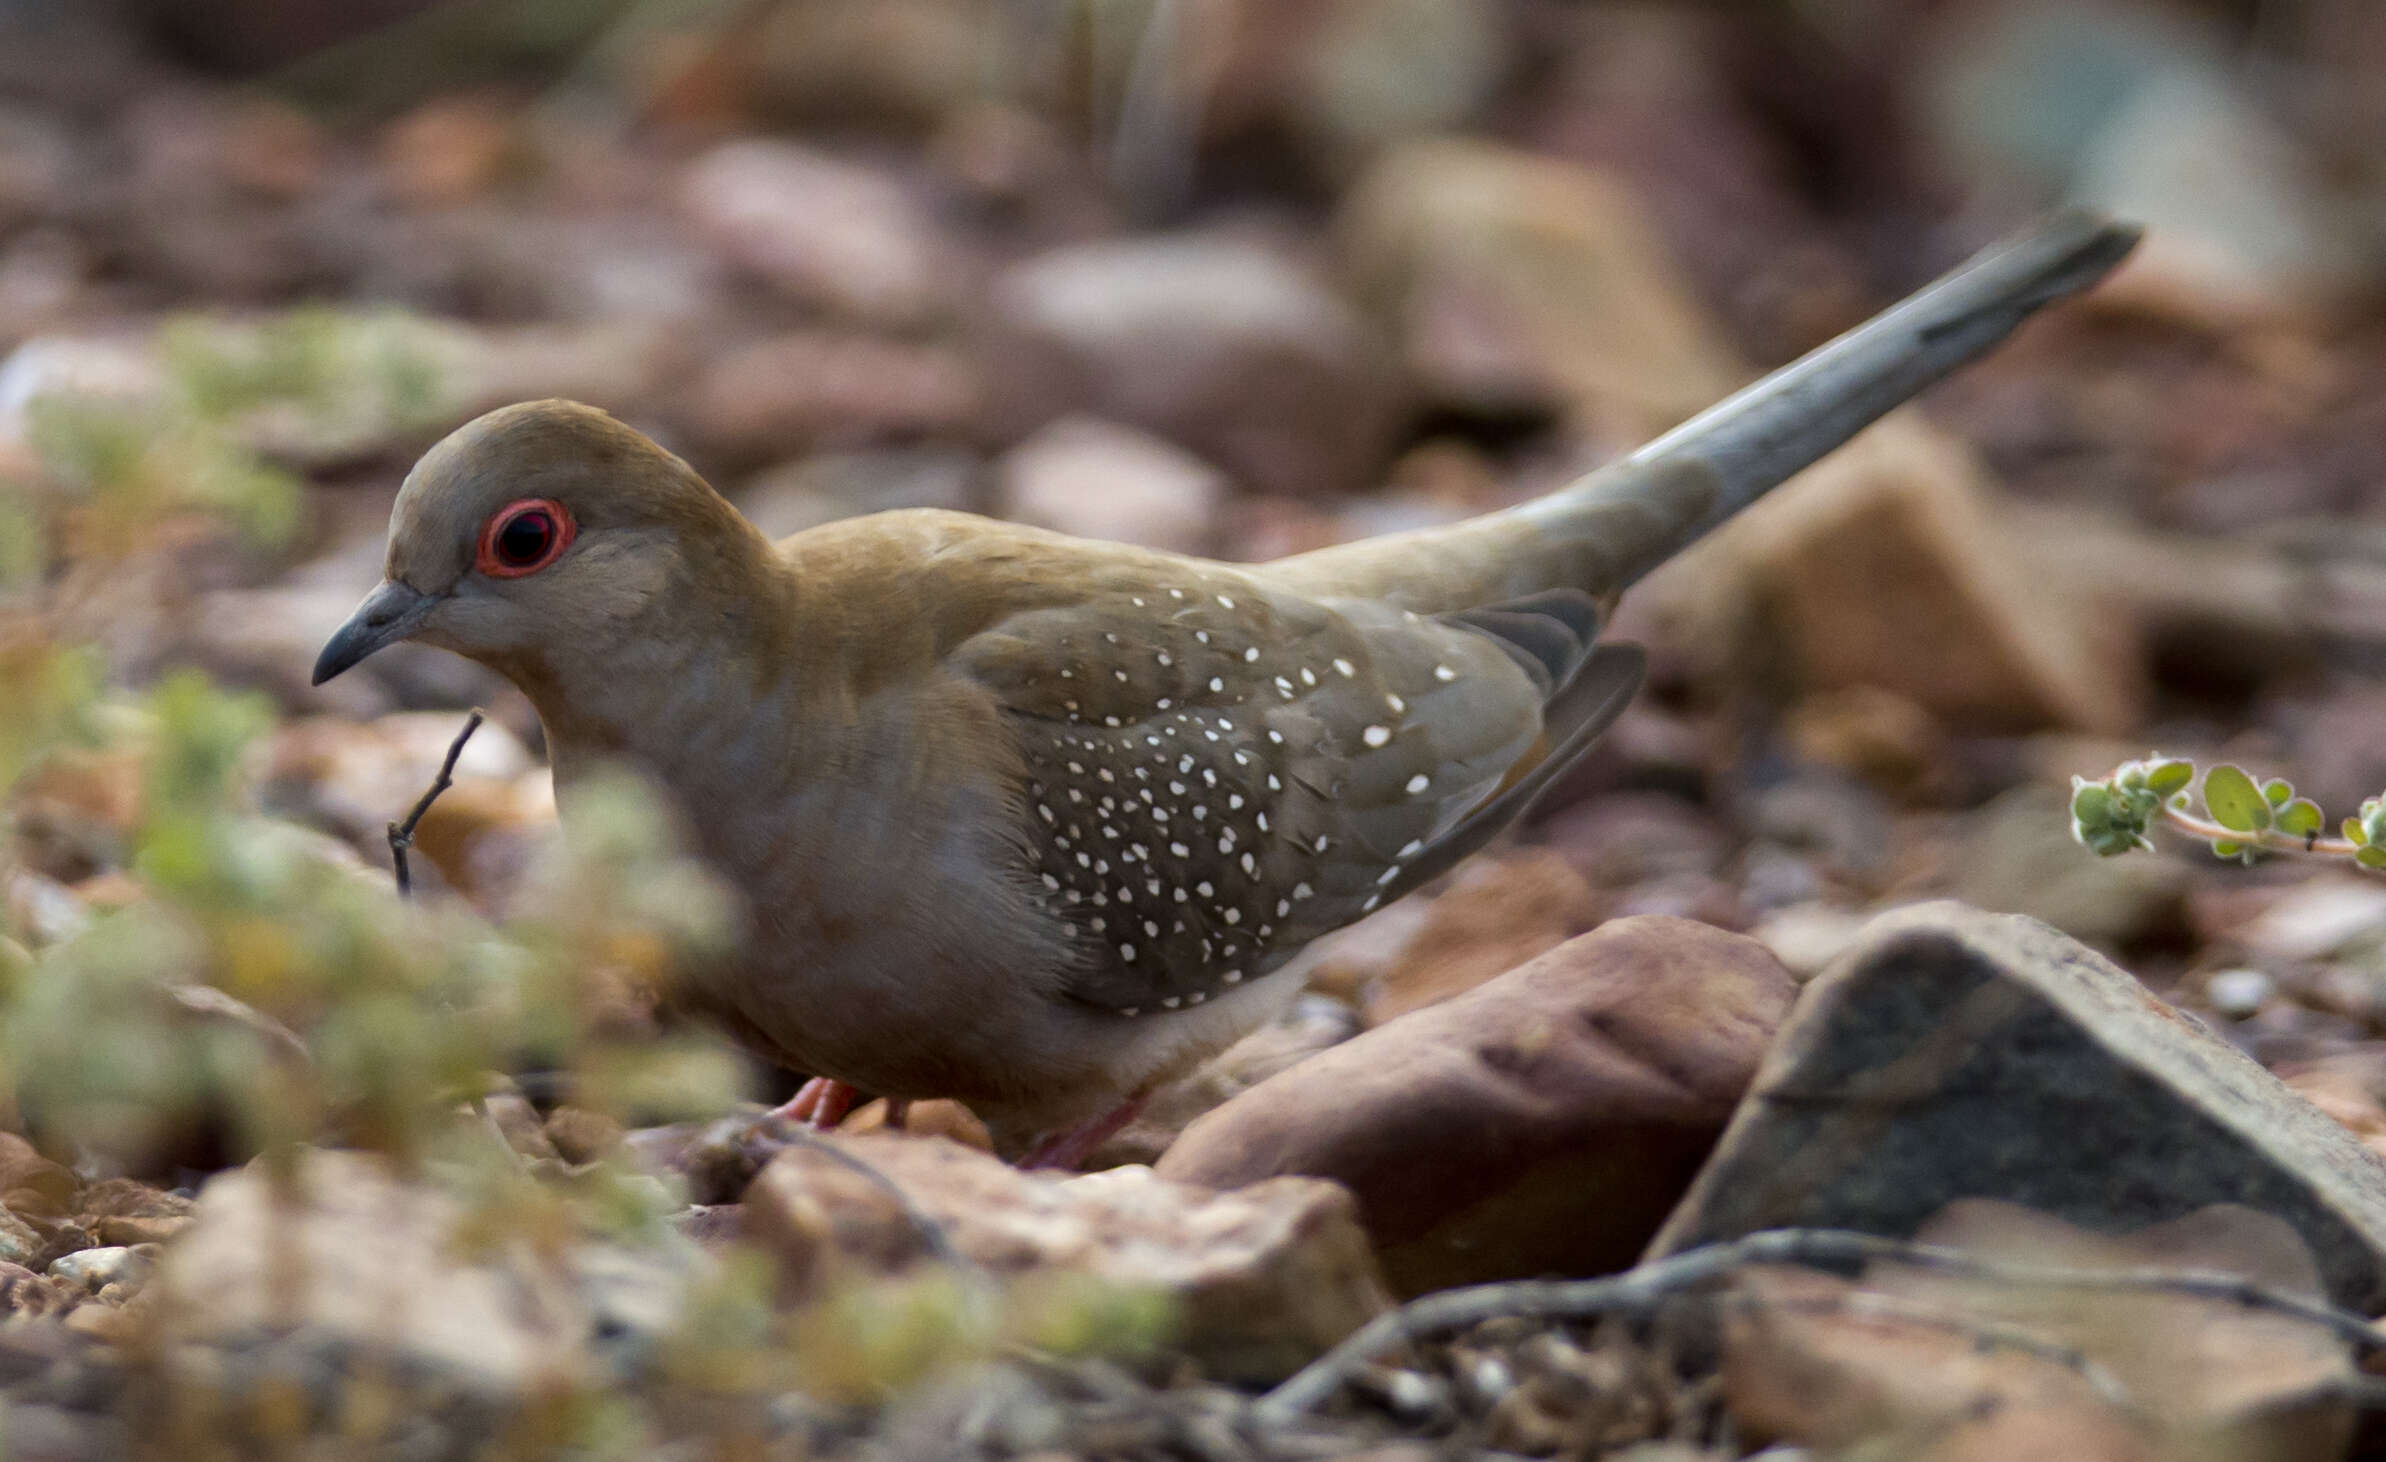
476;498;576;578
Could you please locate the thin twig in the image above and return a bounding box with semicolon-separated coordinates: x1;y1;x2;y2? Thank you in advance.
1255;1227;2386;1421
388;709;484;899
2157;803;2355;858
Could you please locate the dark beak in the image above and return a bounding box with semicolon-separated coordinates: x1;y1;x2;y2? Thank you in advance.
312;580;438;686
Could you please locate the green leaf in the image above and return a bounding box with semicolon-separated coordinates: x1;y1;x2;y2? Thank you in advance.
2277;799;2325;839
2347;817;2369;847
2204;766;2270;834
2145;760;2195;796
2069;780;2142;857
2212;840;2244;858
2358;845;2386;872
2263;778;2294;807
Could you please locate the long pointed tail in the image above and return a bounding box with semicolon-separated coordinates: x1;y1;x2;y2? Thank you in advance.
1273;210;2140;608
1567;207;2141;562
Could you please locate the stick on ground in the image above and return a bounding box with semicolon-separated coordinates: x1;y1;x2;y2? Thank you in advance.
1255;1226;2386;1422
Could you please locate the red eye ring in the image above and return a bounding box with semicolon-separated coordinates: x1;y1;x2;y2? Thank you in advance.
476;498;576;578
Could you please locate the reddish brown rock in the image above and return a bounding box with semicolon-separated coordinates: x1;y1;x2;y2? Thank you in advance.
76;1177;194;1250
682;330;980;463
986;234;1400;500
1358;849;1602;1025
1336;138;1743;441
0;1133;78;1219
1631;414;2140;735
994;416;1232;557
680;140;955;326
1155;916;1795;1295
745;1132;1389;1383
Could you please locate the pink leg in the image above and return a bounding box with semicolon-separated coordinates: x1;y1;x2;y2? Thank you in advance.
769;1077;860;1130
1017;1095;1149;1171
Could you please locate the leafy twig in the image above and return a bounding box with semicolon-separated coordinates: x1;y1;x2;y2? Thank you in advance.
388;709;484;898
2071;754;2386;869
1254;1226;2386;1422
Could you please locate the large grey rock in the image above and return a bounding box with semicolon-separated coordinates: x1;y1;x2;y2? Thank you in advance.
1651;902;2386;1312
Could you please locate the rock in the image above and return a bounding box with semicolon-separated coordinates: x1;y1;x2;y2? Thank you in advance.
45;1246;150;1299
1949;785;2187;948
376;94;520;207
75;1177;193;1228
89;1214;188;1250
1748;903;1875;984
1157;917;1796;1295
1722;1201;2353;1460
995;416;1231;557
1651;902;2386;1312
746;0;990;134
1922;0;2358;327
1232;0;1512;172
542;1106;626;1168
1354;849;1602;1025
1633;414;2141;735
681;330;980;463
2280;1058;2386;1166
0;1134;80;1220
0;1260;81;1322
154;1150;697;1403
0;1208;45;1269
842;1097;994;1152
2204;967;2276;1021
681;140;955;326
1538;792;1729;890
743;1132;1389;1383
2234;878;2386;966
1786;685;1958;804
735;446;981;540
988;234;1398;500
624;1112;785;1206
1335;137;1742;444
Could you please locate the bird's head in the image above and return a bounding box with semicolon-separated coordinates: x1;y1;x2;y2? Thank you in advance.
313;400;766;689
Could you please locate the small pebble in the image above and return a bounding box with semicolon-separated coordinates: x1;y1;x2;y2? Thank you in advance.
2205;968;2274;1019
46;1245;151;1297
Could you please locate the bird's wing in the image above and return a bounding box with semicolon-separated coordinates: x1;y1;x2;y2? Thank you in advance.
950;566;1633;1014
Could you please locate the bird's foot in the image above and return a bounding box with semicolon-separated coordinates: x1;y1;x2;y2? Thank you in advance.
771;1076;860;1130
1017;1095;1149;1172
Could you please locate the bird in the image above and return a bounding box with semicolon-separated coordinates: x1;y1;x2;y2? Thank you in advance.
314;210;2138;1165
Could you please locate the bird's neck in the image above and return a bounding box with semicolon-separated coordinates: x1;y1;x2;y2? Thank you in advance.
507;534;819;800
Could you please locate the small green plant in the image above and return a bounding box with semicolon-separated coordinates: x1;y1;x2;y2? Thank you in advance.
2071;755;2384;869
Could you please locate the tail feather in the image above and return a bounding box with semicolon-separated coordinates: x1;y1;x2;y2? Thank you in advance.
1272;209;2139;610
1552;207;2142;565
